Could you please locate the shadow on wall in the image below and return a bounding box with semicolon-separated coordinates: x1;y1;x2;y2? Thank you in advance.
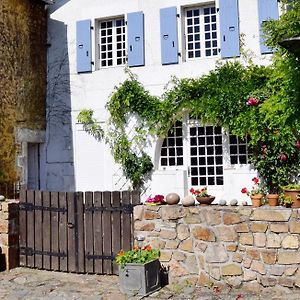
48;0;70;13
43;18;75;191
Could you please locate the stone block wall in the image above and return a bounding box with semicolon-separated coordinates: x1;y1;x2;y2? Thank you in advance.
134;205;300;290
0;200;19;271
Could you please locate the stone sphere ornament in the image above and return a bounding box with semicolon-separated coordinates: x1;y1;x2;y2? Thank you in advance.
0;195;5;201
242;200;248;206
165;193;180;205
229;199;238;206
181;195;195;207
219;199;227;206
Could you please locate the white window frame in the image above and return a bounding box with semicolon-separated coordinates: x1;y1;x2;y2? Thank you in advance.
183;3;219;61
95;16;126;69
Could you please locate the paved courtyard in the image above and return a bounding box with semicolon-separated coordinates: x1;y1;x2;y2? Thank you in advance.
1;267;300;299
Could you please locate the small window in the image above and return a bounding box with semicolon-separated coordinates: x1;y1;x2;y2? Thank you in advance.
160;122;184;167
229;135;250;164
185;5;218;60
97;17;126;68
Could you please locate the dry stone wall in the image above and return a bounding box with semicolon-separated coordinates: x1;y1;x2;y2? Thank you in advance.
134;205;300;290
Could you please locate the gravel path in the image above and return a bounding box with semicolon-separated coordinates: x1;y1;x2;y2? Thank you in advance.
1;268;300;299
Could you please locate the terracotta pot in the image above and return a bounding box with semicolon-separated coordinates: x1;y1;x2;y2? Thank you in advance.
267;194;279;206
165;193;180;205
284;189;300;208
196;196;215;206
250;194;263;207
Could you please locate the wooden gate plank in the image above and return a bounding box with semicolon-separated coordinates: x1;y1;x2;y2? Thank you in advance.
121;191;131;251
102;191;112;274
58;192;68;272
111;191;121;274
43;191;51;270
85;192;94;273
51;192;59;271
93;191;103;274
67;192;76;272
27;190;35;268
76;192;85;273
19;189;27;267
34;190;43;269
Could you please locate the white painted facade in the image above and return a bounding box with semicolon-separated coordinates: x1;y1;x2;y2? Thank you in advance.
44;0;280;203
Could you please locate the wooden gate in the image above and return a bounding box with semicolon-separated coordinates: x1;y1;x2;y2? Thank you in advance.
19;190;140;274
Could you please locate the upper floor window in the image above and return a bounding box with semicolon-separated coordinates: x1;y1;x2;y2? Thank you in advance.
98;18;126;67
185;6;218;59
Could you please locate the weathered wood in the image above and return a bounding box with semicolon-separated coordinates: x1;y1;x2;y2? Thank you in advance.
19;189;27;267
43;191;51;269
121;191;131;251
67;192;76;272
19;190;139;275
27;190;35;268
93;191;103;274
85;192;94;273
58;192;68;272
51;192;59;270
76;192;85;273
102;191;112;274
34;190;43;268
111;191;121;274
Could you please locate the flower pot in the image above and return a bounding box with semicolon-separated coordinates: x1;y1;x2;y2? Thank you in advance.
165;193;180;205
284;189;300;208
118;259;161;296
196;196;215;205
266;194;279;206
250;194;263;207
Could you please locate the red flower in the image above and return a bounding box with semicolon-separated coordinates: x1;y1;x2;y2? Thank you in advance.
281;153;287;161
241;187;248;194
295;141;300;149
252;177;259;184
190;188;195;194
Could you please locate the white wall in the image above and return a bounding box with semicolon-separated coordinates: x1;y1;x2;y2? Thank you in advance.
46;0;275;202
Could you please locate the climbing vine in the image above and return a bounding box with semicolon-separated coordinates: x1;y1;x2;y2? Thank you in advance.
78;1;300;191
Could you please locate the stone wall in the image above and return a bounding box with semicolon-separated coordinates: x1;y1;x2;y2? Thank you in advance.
0;0;47;195
134;205;300;290
0;200;19;271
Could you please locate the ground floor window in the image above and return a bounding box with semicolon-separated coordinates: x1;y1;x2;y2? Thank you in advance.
159;119;249;187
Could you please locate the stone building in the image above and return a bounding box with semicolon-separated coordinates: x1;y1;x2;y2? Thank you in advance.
0;0;48;196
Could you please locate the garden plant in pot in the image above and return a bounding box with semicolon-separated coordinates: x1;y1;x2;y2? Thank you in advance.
241;177;267;207
190;186;215;205
115;240;161;296
282;184;300;208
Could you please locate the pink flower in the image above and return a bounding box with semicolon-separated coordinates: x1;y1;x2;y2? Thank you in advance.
281;153;287;161
295;141;300;149
246;97;259;106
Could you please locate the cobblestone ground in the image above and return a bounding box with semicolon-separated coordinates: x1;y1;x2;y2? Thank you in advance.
1;268;300;299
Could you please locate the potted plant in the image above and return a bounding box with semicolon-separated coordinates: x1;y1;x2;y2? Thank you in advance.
190;186;215;205
115;244;161;296
279;194;294;208
282;184;300;208
241;177;267;207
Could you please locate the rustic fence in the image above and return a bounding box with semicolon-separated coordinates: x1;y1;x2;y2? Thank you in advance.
19;190;140;274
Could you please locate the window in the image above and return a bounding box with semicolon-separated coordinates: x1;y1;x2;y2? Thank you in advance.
98;18;126;67
229;135;250;165
185;6;218;59
160;121;184;167
189;125;223;186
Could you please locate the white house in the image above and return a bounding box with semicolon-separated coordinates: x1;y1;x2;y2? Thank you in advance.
40;0;281;203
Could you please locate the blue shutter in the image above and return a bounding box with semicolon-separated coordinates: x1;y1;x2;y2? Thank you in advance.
76;19;92;73
258;0;279;53
219;0;240;58
160;7;179;65
127;12;145;67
